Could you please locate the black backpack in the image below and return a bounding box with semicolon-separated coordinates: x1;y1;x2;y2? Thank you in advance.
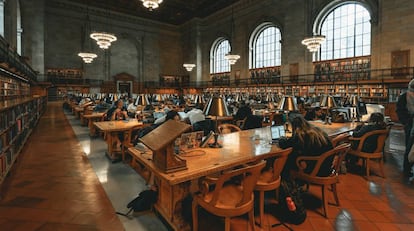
127;189;158;212
279;178;307;225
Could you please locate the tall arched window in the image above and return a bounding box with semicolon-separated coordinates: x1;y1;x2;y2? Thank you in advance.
0;0;5;37
210;38;230;74
318;3;371;61
249;23;281;69
16;0;22;55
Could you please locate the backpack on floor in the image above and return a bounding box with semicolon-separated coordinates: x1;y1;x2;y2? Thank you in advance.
278;178;307;225
127;189;158;212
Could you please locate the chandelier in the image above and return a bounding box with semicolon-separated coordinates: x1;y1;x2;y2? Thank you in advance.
78;6;97;64
225;8;240;65
141;0;163;11
301;35;326;53
224;54;240;65
78;52;98;63
183;63;196;72
90;32;117;49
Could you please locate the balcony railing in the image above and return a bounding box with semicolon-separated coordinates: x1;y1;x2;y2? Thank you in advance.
0;37;37;82
144;67;414;89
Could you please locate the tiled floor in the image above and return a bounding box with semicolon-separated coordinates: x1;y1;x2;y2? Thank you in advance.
1;102;414;231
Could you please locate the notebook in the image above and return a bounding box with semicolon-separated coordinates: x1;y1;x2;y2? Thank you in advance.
270;125;286;143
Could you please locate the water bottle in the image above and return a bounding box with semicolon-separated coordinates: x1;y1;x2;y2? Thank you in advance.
286;197;296;211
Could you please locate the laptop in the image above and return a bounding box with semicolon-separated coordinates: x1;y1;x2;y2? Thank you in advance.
270;125;286;143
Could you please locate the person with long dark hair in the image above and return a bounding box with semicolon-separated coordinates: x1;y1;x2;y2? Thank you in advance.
279;116;333;178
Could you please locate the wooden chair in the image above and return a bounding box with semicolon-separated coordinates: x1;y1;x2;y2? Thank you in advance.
192;161;266;231
347;129;389;178
331;133;351;147
218;123;241;134
254;147;293;228
290;143;351;218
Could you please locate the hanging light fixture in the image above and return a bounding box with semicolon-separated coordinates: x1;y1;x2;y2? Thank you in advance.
183;63;196;72
90;0;117;49
90;32;117;49
78;4;97;63
141;0;163;11
224;7;240;65
301;35;326;53
78;53;98;63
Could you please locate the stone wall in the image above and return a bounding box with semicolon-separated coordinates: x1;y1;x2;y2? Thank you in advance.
3;0;414;87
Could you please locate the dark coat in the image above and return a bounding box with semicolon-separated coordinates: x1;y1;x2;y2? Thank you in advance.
352;124;386;153
396;92;411;126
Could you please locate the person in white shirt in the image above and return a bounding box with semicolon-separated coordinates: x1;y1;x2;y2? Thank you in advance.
186;108;205;125
126;98;137;117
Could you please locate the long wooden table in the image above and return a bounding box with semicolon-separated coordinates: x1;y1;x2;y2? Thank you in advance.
83;112;105;136
128;122;357;230
94;119;145;162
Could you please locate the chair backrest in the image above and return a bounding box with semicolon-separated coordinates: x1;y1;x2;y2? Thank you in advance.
218;123;241;134
331;133;351;147
208;161;265;207
304;143;351;177
269;147;293;181
353;129;389;153
331;143;351;175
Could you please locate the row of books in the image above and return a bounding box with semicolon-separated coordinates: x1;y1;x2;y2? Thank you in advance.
0;97;45;181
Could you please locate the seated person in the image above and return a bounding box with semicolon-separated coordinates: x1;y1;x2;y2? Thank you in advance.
243;114;263;130
350;112;387;153
186;107;205;125
279;116;333;178
304;106;326;121
109;100;128;121
127;98;137;118
234;102;252;121
94;99;111;112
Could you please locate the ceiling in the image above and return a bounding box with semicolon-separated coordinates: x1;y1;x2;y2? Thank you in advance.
72;0;240;25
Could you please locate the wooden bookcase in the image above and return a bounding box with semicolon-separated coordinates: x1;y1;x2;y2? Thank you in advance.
0;76;30;101
313;56;371;82
0;97;47;186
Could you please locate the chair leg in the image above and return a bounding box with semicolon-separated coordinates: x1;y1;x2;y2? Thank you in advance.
248;210;256;231
366;158;370;177
332;183;340;206
192;201;198;231
225;217;231;231
259;191;265;227
321;185;328;218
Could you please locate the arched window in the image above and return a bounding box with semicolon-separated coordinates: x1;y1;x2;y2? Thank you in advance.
0;0;5;37
249;23;281;69
317;3;371;61
210;38;230;74
16;0;22;55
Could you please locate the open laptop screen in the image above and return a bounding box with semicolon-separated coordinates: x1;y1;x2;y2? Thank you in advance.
271;125;285;141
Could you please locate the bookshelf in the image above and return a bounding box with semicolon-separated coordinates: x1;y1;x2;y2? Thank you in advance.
313;56;371;82
249;66;281;84
46;68;83;79
0;97;47;186
0;76;30;100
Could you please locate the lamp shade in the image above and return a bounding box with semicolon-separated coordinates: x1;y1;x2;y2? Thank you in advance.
320;95;337;108
278;96;298;112
203;96;230;117
135;94;150;106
